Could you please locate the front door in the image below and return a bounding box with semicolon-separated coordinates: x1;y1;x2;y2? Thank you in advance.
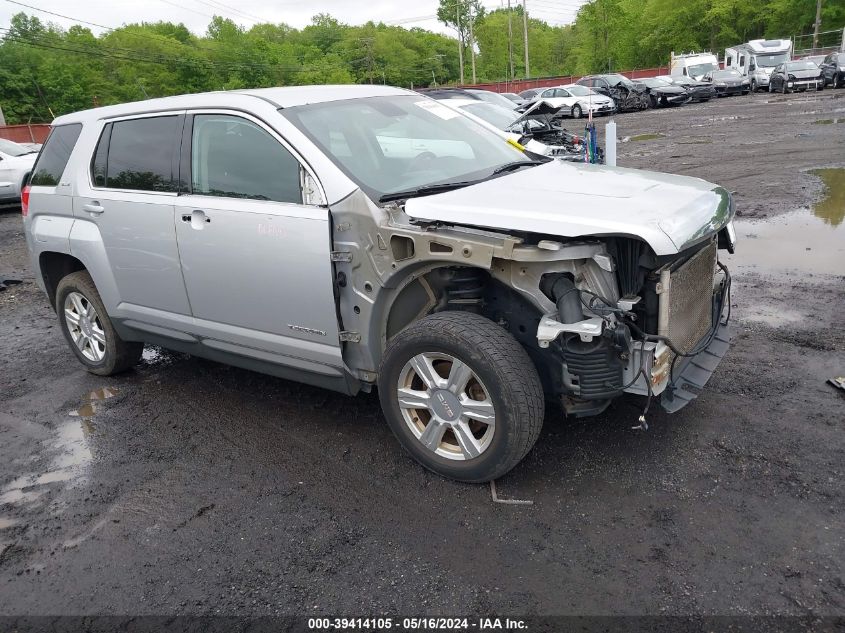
173;111;342;373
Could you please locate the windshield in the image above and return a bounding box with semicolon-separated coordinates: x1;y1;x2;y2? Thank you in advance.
0;138;33;157
640;78;670;88
688;62;717;77
565;85;595;97
460;102;519;130
283;95;526;201
713;69;742;79
756;53;789;67
785;61;818;71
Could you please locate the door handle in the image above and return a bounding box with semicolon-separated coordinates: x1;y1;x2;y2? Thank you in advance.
83;202;104;214
182;209;211;229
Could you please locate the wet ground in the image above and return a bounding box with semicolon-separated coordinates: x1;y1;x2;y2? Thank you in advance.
0;90;844;621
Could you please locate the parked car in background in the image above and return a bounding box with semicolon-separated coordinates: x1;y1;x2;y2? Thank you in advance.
635;77;691;107
768;60;824;93
23;85;735;482
518;87;543;101
576;74;650;111
0;138;38;207
669;51;720;81
702;69;751;96
819;52;845;88
526;84;616;118
658;75;716;102
432;97;593;162
417;88;521;110
500;92;526;106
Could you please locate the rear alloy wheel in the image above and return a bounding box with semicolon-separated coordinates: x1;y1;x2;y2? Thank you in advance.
378;312;544;482
56;271;143;375
571;103;582;119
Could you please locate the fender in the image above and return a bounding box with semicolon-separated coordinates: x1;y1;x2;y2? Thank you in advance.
67;219;122;315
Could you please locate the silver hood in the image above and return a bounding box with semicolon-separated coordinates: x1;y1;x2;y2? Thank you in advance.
403;161;733;256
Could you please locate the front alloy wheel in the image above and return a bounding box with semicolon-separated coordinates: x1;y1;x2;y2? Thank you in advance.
397;352;495;460
571;103;582;119
379;311;544;482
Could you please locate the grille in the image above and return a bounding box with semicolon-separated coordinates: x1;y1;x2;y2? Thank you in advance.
661;241;717;355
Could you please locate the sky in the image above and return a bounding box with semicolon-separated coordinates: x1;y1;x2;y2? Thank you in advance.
0;0;589;37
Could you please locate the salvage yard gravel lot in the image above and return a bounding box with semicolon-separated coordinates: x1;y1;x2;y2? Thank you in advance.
0;90;843;619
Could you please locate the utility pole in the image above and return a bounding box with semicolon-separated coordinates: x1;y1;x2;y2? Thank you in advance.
813;0;823;50
522;0;529;79
469;4;477;84
507;0;514;81
456;0;464;85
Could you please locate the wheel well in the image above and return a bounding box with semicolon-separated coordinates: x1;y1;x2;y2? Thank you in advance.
383;264;557;394
39;252;86;309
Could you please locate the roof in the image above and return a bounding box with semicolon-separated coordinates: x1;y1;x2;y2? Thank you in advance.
52;84;413;125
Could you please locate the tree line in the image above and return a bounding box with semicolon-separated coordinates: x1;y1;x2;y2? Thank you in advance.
0;0;841;124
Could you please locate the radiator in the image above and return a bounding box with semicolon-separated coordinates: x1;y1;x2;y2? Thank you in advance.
657;241;718;356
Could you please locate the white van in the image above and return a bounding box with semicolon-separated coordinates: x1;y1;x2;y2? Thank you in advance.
670;52;720;81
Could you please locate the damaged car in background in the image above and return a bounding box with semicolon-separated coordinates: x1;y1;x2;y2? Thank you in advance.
435;97;601;162
635;77;692;107
658;75;716;102
703;69;751;96
576;74;651;111
24;85;734;483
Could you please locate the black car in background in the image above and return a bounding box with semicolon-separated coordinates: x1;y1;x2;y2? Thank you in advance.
635;77;692;107
819;52;845;88
768;61;824;93
518;87;544;101
576;73;650;111
702;69;750;96
659;75;716;102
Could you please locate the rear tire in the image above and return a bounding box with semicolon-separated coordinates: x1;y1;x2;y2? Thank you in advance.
378;312;544;483
56;271;143;376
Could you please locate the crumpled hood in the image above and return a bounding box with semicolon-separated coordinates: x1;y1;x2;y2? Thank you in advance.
403;161;733;256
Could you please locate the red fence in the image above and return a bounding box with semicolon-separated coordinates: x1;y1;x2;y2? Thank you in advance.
0;124;51;144
459;66;672;93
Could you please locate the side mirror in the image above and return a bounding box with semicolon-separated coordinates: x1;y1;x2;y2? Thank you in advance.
749;63;756;71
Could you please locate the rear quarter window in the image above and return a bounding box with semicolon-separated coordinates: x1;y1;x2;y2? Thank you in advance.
29;124;83;186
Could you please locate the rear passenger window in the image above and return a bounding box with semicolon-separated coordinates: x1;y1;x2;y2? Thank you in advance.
190;114;302;204
101;116;180;192
29;124;82;186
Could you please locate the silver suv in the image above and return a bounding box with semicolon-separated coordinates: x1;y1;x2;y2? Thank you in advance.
23;85;735;482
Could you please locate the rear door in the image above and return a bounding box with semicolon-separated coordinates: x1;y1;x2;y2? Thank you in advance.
173;110;342;373
75;113;192;321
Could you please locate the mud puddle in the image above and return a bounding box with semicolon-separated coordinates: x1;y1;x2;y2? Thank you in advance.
0;387;118;509
726;168;845;276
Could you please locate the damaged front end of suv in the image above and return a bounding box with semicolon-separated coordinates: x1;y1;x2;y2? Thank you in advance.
325;158;734;420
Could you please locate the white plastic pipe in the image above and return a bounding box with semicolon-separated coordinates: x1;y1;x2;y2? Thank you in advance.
605;120;617;167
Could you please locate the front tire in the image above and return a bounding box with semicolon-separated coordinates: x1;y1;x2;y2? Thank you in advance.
571;103;582;119
56;271;143;376
833;73;843;89
378;312;544;483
